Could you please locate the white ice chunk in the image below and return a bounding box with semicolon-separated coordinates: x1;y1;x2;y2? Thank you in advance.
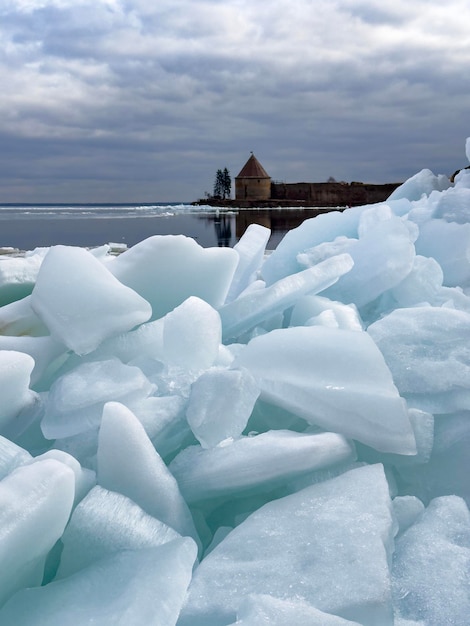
0;539;197;626
228;594;362;625
169;430;356;504
57;485;181;579
392;496;470;626
26;449;95;507
89;317;165;364
387;169;451;202
0;459;75;607
368;306;470;413
97;402;199;542
226;224;271;302
31;246;152;355
0;350;37;433
126;393;185;438
392;496;425;534
0;436;32;480
380;255;444;310
0;247;47;306
123;395;191;461
398;412;470;506
42;358;154;439
110;234;239;319
414;219;470;287
359;407;434;476
178;464;396;626
357;203;396;236
186;367;260;448
0;335;66;386
298;214;416;309
290;295;363;331
432;186;470;223
219;253;354;342
163;297;221;370
235;326;416;454
0;295;48;336
453;166;470;189
304;309;340;328
260;199;412;285
237;278;266;298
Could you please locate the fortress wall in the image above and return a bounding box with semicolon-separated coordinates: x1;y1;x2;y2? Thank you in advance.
271;182;401;206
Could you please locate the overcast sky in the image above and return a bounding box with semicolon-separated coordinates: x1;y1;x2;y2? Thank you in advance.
1;0;470;203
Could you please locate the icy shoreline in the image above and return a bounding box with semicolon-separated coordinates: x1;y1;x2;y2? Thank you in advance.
0;142;470;624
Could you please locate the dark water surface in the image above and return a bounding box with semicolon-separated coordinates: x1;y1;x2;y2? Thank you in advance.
0;205;337;251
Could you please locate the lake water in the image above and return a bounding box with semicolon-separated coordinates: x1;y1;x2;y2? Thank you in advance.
0;204;339;251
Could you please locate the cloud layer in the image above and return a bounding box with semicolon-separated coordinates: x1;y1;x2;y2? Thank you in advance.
1;0;470;202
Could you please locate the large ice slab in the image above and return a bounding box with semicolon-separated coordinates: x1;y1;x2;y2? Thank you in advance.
392;496;470;625
260;199;413;285
0;459;75;607
170;429;355;504
57;485;181;579
30;245;152;355
185;367;260;448
227;594;362;625
0;435;32;480
414;218;470;287
110;235;239;320
377;255;445;312
97;402;199;542
235;326;416;454
0;350;38;434
163;297;221;370
26;449;95;508
41;358;154;439
431;185;470;223
397;411;470;507
368;306;470;413
0;539;197;626
315;213;416;310
225;224;271;302
178;464;396;626
387;169;451;202
219;253;354;342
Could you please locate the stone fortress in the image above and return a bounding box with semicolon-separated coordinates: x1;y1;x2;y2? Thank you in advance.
202;153;402;208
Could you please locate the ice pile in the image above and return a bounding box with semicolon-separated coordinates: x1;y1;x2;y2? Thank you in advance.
0;140;469;625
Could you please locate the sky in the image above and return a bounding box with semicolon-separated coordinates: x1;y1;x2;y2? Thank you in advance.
1;0;470;203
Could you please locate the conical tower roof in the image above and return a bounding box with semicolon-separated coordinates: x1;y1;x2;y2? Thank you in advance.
236;153;270;179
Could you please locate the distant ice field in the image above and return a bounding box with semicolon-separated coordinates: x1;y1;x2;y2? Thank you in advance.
0;204;330;250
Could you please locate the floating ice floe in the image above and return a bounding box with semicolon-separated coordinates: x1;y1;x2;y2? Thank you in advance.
0;139;470;624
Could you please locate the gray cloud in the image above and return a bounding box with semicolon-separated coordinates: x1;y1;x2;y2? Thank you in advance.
0;0;469;202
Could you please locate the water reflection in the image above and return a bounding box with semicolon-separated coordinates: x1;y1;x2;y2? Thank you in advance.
213;212;235;247
200;208;342;248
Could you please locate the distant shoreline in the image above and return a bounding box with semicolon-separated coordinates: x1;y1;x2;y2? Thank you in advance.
192;198;350;209
195;180;402;208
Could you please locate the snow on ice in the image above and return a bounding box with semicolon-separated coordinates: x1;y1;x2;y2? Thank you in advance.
0;141;470;624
